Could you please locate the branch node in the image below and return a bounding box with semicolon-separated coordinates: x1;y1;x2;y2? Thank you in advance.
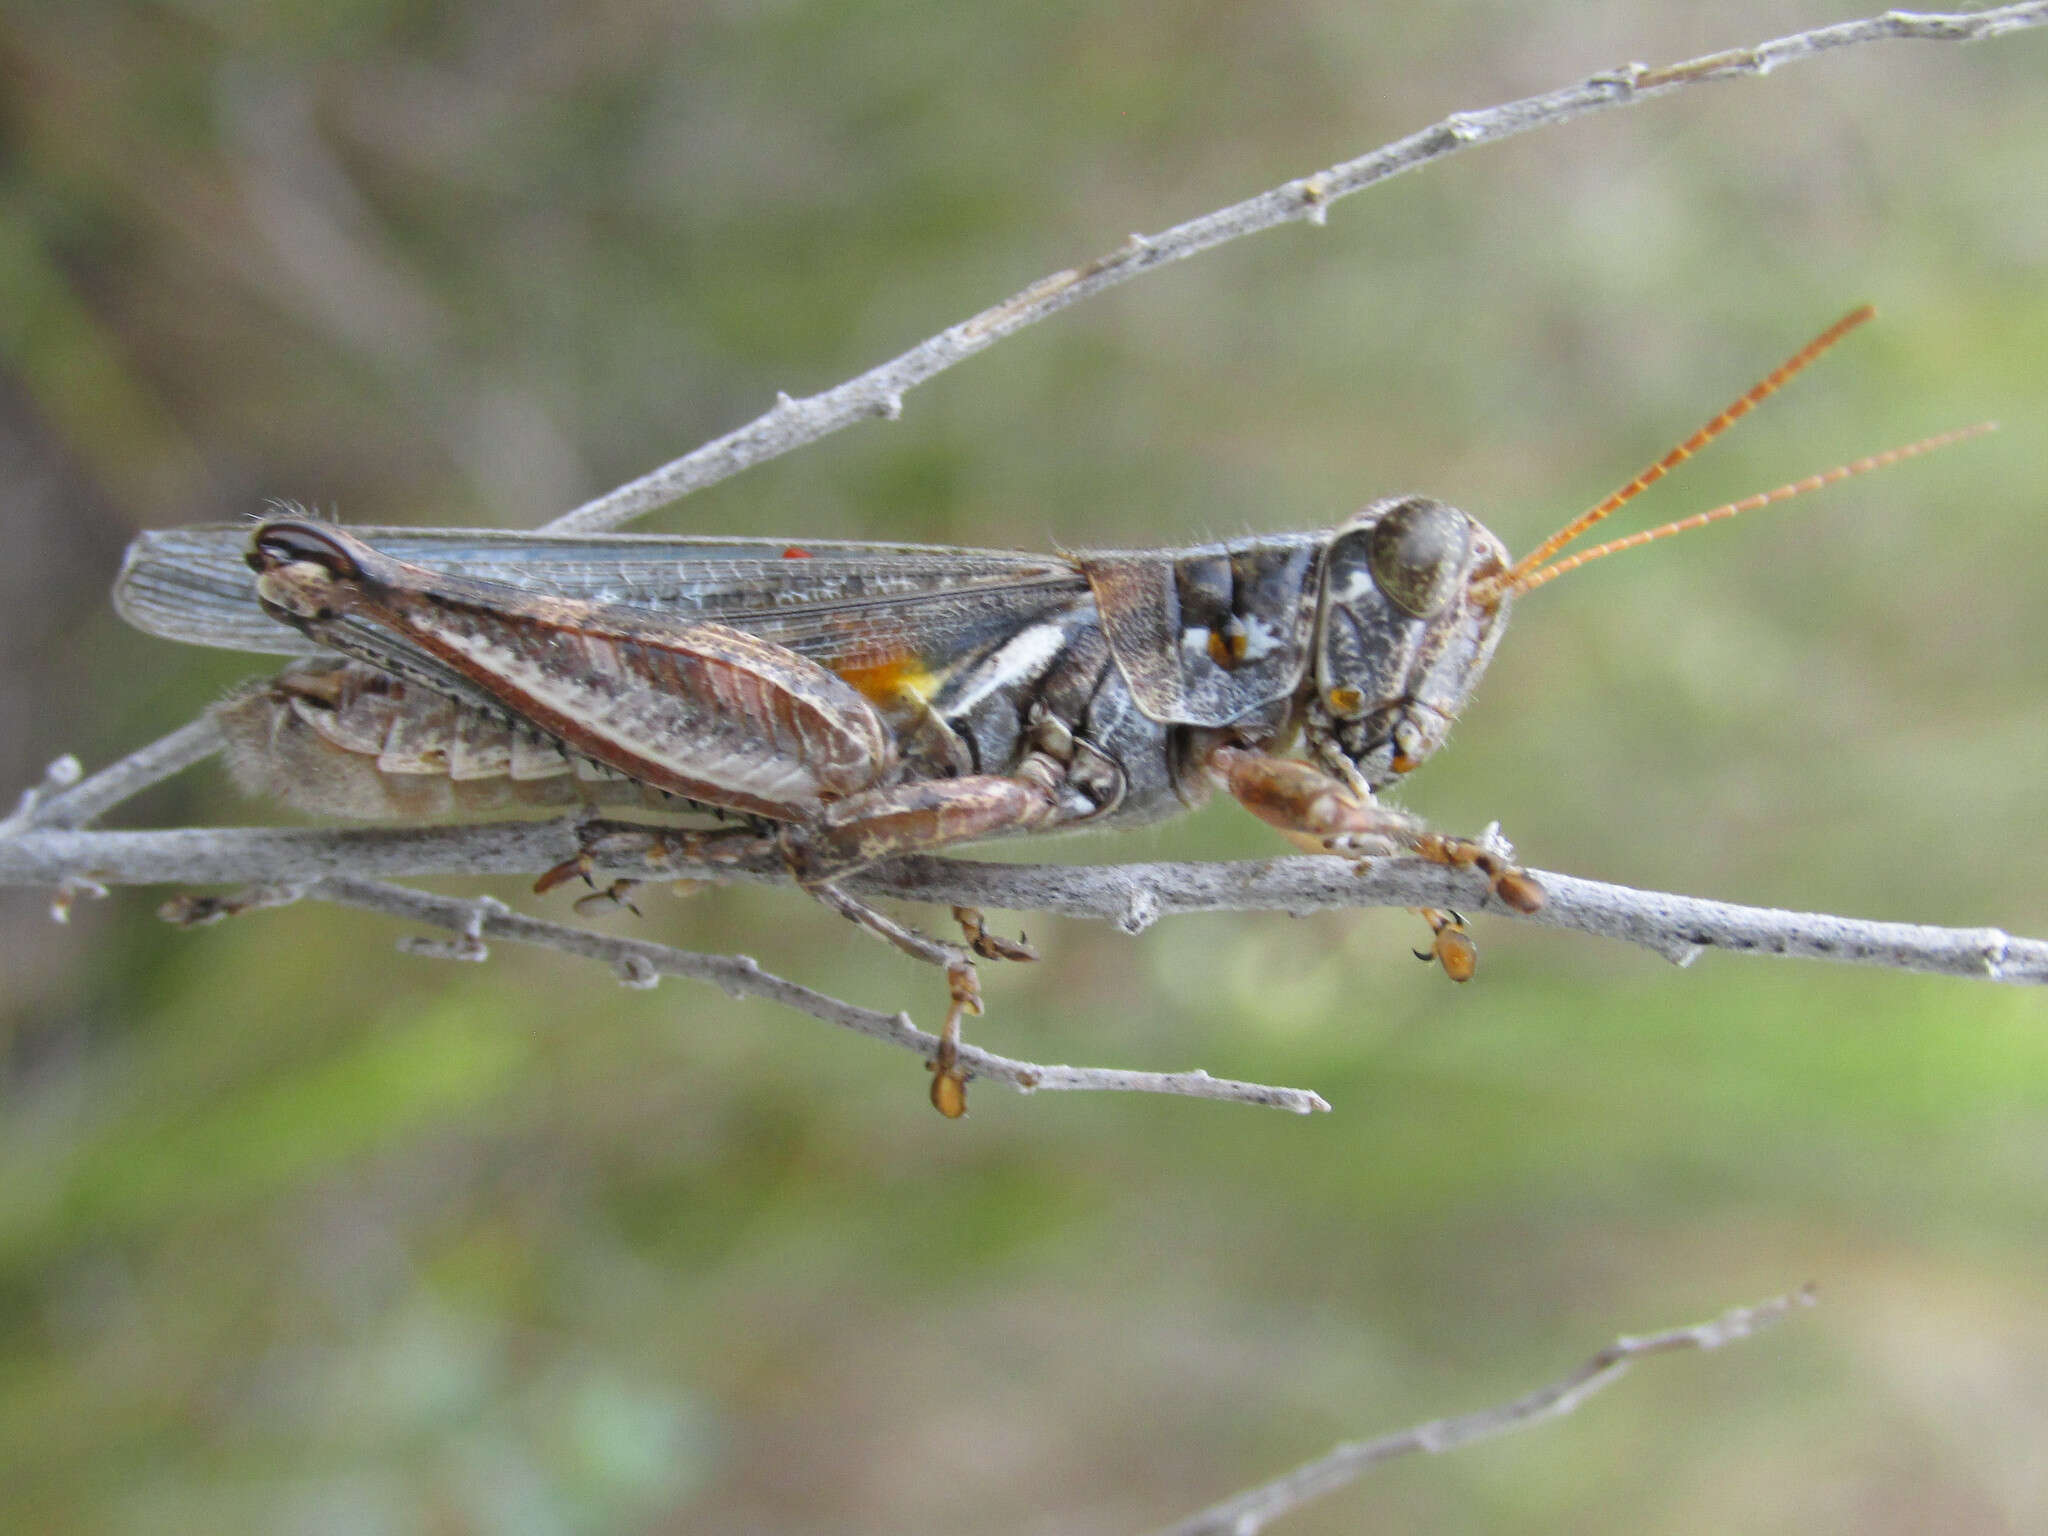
397;930;490;962
1118;885;1164;934
394;892;504;962
1441;112;1486;144
872;391;904;421
2;755;85;834
1295;175;1332;225
1413;1420;1455;1454
1475;821;1515;861
157;882;307;926
1588;62;1648;91
613;953;661;989
716;954;767;1000
50;874;108;924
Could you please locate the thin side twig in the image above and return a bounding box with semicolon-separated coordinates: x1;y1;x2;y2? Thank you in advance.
543;3;2048;535
2;716;225;834
1149;1287;1816;1536
297;875;1329;1114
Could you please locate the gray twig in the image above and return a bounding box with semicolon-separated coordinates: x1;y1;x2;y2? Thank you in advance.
3;717;225;834
300;875;1330;1114
542;4;2048;535
1150;1287;1816;1536
3;820;2040;987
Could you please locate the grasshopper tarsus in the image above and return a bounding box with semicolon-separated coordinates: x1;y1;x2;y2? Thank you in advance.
952;905;1038;963
1408;830;1544;915
533;851;595;897
928;1049;970;1118
1492;869;1545;915
927;960;982;1118
1417;907;1479;982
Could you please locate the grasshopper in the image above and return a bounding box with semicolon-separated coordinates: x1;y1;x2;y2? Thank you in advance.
114;307;1982;1112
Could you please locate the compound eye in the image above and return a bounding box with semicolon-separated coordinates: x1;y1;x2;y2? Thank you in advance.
248;522;361;580
1367;498;1471;619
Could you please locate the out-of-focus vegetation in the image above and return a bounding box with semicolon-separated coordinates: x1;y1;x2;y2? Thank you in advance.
2;4;2044;1532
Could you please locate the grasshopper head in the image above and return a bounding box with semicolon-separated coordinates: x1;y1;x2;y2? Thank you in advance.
1308;496;1512;791
1300;312;1985;796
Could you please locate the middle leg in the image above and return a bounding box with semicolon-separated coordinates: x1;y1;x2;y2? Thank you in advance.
782;764;1069;1114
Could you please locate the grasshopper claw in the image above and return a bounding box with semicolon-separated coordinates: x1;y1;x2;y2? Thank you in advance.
1416;906;1479;981
534;850;596;896
573;879;645;919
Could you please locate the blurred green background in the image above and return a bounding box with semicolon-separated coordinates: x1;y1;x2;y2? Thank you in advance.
3;3;2045;1532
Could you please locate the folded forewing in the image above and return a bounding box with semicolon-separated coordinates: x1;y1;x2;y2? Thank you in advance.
115;524;1092;682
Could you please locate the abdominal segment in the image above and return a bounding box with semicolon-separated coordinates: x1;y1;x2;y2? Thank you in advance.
213;661;678;820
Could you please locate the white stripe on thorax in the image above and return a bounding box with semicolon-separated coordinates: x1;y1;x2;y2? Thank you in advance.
940;620;1069;718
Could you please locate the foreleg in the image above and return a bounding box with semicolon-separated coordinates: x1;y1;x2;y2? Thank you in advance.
1209;743;1544;916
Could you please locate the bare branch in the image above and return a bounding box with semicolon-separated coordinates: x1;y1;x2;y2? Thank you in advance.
1150;1286;1817;1536
859;856;2044;985
1;717;224;834
543;3;2048;535
3;819;2040;987
282;875;1330;1115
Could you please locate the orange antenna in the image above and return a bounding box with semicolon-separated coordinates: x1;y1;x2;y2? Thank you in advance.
1478;305;1877;606
1510;422;1996;594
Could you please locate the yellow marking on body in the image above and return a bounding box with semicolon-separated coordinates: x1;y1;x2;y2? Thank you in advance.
836;653;943;707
